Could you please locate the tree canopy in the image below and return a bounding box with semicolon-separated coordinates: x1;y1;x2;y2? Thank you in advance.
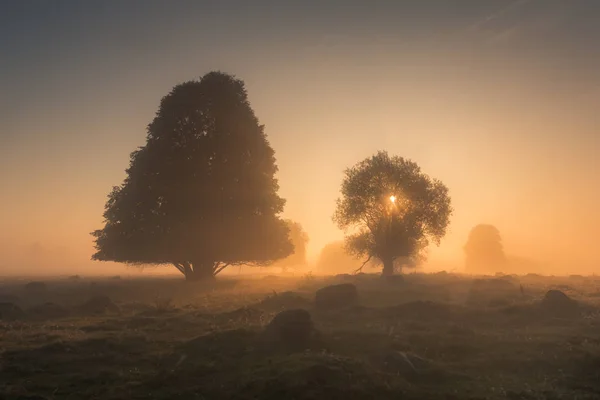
464;224;507;274
333;151;452;276
91;71;292;280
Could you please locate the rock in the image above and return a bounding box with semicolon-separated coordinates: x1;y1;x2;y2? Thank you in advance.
315;283;358;310
0;302;24;321
24;281;47;291
541;290;578;316
28;302;70;320
542;289;572;305
263;309;314;351
79;295;120;315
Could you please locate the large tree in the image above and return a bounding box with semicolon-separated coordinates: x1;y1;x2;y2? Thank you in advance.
464;224;507;274
92;72;292;281
333;151;452;277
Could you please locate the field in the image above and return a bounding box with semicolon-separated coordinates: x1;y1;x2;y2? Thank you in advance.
1;272;600;400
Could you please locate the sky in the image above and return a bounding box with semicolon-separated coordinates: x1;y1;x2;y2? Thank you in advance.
1;0;599;275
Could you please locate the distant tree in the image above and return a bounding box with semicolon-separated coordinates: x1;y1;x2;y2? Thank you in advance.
333;151;452;277
274;220;309;271
315;241;365;274
464;224;507;274
91;72;292;281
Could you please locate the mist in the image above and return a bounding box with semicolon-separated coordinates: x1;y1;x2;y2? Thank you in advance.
1;1;599;277
3;3;600;399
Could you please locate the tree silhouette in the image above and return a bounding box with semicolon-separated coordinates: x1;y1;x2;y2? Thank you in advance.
274;220;309;270
464;224;507;274
91;72;292;281
333;151;452;277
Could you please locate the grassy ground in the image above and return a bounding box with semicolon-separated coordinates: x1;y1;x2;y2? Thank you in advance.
1;272;600;399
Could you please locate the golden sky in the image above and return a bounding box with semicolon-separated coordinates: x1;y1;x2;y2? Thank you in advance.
1;1;599;275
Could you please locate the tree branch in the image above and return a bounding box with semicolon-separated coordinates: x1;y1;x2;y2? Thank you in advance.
173;262;185;275
214;262;230;276
354;255;372;274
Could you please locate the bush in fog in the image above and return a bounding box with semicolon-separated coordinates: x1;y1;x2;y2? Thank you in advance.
464;224;507;274
91;72;292;281
333;151;452;277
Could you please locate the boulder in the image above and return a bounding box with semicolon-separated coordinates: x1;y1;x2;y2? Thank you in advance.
315;283;359;310
263;308;314;351
541;290;578;316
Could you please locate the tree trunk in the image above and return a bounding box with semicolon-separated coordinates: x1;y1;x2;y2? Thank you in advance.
382;257;394;277
184;262;216;282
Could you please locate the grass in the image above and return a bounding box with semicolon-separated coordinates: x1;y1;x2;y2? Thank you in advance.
1;272;600;399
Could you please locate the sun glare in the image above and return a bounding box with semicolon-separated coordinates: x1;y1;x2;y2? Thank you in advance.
389;195;396;203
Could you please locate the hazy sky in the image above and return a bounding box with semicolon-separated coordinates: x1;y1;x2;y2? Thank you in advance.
1;0;599;275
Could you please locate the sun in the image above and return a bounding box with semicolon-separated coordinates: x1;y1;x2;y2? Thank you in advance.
389;195;396;203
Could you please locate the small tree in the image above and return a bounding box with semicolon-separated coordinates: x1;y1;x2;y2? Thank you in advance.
273;220;309;271
464;224;507;274
92;72;292;281
333;151;452;277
